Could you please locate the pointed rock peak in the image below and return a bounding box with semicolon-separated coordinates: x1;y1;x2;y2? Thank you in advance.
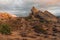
31;6;37;10
44;10;50;13
31;6;39;14
44;10;53;15
44;10;50;14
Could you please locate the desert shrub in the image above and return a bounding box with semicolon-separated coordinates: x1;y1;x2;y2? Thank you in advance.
33;25;47;34
0;24;11;35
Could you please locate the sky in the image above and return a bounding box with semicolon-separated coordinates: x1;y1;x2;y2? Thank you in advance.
0;0;60;16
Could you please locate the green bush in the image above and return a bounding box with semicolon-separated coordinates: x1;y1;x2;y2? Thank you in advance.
0;24;11;35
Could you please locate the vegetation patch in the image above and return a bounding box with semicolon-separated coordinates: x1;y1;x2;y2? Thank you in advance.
0;24;11;35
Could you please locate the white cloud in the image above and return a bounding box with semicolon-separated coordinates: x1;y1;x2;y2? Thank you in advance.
0;0;13;5
0;0;60;16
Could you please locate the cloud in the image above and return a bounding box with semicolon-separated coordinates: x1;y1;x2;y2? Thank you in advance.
47;7;60;16
0;0;60;16
0;0;13;5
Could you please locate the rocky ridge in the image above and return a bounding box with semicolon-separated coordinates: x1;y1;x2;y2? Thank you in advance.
0;7;60;40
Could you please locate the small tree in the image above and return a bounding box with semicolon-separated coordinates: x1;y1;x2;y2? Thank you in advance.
0;24;11;35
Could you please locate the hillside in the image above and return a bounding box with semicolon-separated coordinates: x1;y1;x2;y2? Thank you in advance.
0;7;60;40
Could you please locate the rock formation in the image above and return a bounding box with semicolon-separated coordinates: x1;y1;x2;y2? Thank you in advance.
0;7;60;40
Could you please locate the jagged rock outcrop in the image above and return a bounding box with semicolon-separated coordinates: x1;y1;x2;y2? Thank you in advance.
44;11;58;22
30;7;58;22
31;6;39;15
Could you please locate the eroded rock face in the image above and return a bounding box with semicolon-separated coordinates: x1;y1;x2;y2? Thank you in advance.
31;6;39;15
43;11;58;22
31;7;58;22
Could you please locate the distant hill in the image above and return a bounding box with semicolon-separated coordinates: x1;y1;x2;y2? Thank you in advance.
0;12;17;20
